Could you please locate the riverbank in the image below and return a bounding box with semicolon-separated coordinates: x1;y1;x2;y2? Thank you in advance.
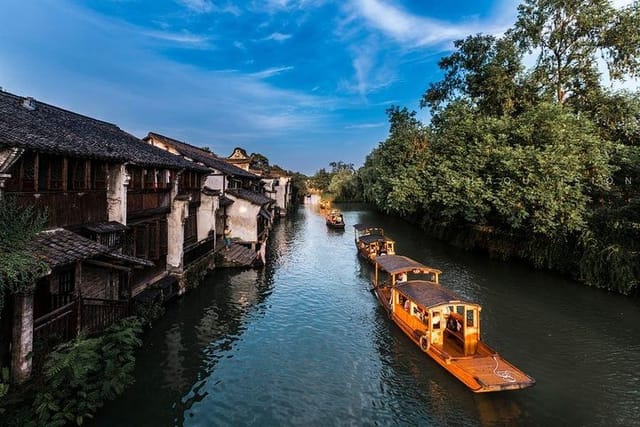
406;215;639;297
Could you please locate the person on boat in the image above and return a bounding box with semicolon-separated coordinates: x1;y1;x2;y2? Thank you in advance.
404;299;410;312
396;273;407;283
431;312;441;328
447;316;462;332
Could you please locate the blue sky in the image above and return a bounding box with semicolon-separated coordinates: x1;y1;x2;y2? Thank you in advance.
0;0;631;174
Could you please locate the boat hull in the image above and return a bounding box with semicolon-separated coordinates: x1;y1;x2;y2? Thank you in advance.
371;284;535;393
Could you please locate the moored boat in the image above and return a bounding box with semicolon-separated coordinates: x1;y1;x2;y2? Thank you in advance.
353;224;395;264
371;254;535;393
326;209;345;229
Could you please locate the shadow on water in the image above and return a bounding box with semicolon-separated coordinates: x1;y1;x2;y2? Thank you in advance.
94;203;640;427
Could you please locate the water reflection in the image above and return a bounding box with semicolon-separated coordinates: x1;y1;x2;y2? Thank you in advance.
95;204;640;427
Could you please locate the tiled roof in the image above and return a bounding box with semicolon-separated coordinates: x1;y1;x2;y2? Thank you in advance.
226;188;273;206
145;132;259;179
0;91;207;172
105;251;154;267
31;228;111;268
82;221;129;233
31;228;154;269
219;195;234;207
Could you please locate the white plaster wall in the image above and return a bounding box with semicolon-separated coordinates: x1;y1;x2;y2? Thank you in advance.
204;174;225;191
167;198;188;271
225;198;260;242
107;164;127;225
197;193;218;241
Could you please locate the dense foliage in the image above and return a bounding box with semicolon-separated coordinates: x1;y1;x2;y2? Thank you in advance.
1;318;143;426
309;161;362;202
358;0;640;295
0;196;48;320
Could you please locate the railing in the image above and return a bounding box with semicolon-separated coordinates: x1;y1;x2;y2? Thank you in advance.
80;298;130;335
183;236;216;266
13;191;108;228
33;300;78;364
127;189;171;214
32;297;130;365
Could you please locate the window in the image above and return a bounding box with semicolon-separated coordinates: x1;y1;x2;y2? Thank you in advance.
148;221;158;259
432;311;441;329
466;309;475;328
50;157;64;190
91;161;107;190
38;154;50;191
129;168;143;189
22;152;36;191
67;159;86;190
144;169;156;189
130;219;167;260
184;206;198;245
57;268;75;294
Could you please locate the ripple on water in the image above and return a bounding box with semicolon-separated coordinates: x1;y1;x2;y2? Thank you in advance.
93;206;640;427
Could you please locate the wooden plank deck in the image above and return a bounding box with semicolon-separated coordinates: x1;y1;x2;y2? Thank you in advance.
217;243;260;267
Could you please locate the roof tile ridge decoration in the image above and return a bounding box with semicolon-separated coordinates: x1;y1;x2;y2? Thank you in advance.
1;90;119;129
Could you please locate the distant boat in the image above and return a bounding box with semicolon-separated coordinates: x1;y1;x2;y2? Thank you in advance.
326;209;345;229
371;254;535;393
353;224;395;264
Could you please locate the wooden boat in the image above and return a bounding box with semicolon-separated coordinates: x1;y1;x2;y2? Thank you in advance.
371;255;535;392
326;209;345;229
353;224;395;264
353;223;385;244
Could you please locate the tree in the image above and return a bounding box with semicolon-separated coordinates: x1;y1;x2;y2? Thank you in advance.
511;0;640;105
0;197;48;320
421;34;525;117
250;153;270;172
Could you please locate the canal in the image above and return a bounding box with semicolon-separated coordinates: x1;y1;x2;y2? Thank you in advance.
96;204;640;426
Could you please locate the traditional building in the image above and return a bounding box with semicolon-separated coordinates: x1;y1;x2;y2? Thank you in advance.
226;147;292;217
144;133;274;263
0;91;210;382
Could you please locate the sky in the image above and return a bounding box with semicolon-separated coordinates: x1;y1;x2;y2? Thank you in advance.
0;0;634;174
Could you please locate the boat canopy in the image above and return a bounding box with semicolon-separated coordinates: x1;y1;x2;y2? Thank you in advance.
396;281;474;310
375;254;442;276
358;234;395;244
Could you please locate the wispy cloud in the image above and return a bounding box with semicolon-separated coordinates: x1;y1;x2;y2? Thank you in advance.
177;0;214;13
249;66;295;79
350;0;510;48
262;32;293;42
177;0;241;15
143;29;211;46
340;39;397;97
345;122;385;129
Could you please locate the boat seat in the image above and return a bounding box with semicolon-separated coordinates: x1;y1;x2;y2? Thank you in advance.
445;328;464;347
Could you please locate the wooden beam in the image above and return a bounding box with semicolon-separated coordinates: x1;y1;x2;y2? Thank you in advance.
85;259;132;272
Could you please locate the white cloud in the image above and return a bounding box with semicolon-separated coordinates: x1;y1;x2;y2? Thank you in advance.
340;38;397;97
143;29;211;46
345;122;385;129
177;0;214;13
350;0;511;48
249;66;295;78
263;32;293;42
176;0;241;15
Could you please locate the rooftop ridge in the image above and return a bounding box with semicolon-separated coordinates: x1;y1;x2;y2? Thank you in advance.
0;90;119;129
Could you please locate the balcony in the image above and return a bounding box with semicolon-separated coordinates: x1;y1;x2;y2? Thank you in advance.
127;189;171;216
14;191;108;228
